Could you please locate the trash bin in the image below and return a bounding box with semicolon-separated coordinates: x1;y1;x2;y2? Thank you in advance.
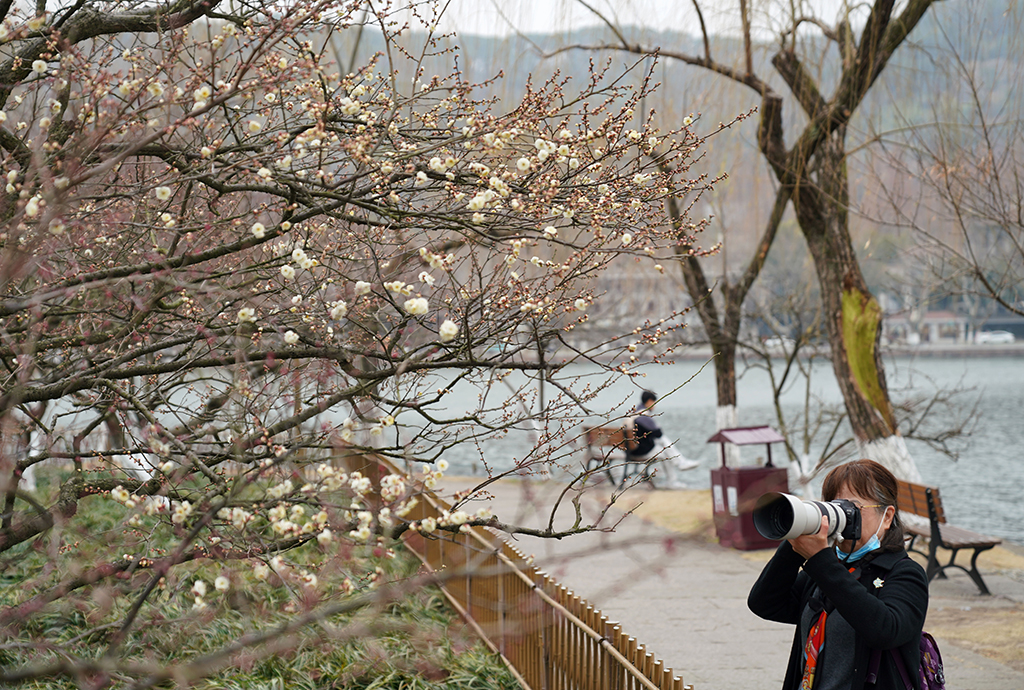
707;426;789;550
711;465;789;550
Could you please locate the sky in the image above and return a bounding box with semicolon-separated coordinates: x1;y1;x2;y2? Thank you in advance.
426;0;847;39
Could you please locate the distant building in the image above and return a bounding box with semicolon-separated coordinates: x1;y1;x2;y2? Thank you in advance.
882;309;967;345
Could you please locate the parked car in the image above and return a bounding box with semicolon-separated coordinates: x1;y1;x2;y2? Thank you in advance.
975;330;1016;344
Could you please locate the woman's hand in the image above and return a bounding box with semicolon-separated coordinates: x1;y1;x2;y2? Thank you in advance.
789;516;830;560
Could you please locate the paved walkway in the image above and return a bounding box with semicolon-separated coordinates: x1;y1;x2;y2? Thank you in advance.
439;477;1024;690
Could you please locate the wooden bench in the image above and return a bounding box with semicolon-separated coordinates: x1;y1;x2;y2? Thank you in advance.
896;479;1002;595
582;425;637;488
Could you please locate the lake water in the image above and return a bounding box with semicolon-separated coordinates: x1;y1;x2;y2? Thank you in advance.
434;354;1024;545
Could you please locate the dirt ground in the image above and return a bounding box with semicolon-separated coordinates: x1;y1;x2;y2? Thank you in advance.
621;488;1024;672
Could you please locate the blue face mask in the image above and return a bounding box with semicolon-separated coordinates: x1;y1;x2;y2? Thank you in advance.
836;509;889;563
837;534;880;563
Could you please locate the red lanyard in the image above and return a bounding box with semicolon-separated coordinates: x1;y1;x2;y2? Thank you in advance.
801;610;827;689
801;567;856;689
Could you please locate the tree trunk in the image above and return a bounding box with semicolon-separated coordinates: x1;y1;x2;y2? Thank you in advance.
792;131;921;481
672;249;745;465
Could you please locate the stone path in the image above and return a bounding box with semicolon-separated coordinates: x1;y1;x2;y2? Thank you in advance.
438;477;1024;689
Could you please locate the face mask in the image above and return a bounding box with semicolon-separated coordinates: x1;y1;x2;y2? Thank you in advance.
836;508;890;563
837;534;880;564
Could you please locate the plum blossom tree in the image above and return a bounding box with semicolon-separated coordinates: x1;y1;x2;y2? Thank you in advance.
0;0;718;685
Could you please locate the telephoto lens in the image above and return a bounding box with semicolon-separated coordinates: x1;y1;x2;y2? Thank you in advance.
752;493;861;542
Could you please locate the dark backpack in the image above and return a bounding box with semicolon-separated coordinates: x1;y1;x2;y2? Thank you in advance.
868;631;945;690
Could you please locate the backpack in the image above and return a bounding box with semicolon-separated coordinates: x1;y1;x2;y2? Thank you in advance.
867;631;945;690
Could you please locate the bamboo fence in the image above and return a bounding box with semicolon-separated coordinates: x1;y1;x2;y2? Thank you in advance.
366;456;694;690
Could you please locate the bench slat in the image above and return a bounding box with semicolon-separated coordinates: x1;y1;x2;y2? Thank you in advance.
585;425;636;452
896;479;945;523
937;524;1002;549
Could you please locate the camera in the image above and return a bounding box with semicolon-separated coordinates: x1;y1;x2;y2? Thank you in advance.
752;492;862;543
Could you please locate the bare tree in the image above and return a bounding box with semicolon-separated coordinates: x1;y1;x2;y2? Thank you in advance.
871;6;1024;321
541;0;940;479
0;1;720;685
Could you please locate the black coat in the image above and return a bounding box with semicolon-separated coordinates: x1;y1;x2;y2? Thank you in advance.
629;414;662;457
748;542;928;690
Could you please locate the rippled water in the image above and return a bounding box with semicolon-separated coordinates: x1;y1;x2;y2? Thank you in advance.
436;355;1024;545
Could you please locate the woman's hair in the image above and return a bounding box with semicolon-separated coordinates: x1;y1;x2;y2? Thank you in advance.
821;459;906;552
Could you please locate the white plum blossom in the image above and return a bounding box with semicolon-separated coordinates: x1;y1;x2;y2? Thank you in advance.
192;580;207;597
574;299;588;311
154;186;172;201
403;297;429;315
329;300;347;320
415;171;428;185
354;280;371;295
280;264;295;280
251;222;265;238
380;474;406;502
32;59;48;74
317;529;333;546
214;576;230;592
253;563;270;581
534;138;556;154
237;307;256;323
284;330;299;345
349;473;372;495
439;319;459;342
516;157;531;172
621;233;633;245
171;500;193;524
248;120;262;134
447;510;470;525
683;115;693;126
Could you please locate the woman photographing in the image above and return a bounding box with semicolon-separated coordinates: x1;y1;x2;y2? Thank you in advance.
748;459;929;689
